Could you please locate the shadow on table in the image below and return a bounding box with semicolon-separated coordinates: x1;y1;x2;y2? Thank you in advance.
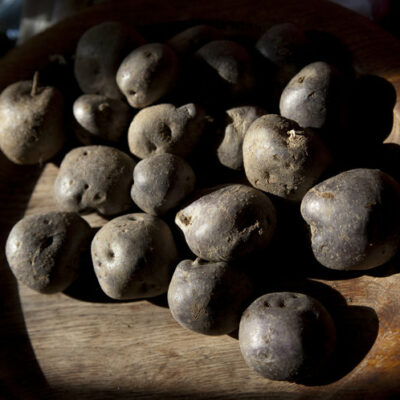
0;153;52;399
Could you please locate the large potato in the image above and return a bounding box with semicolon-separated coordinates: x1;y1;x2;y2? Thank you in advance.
279;61;342;129
301;168;400;270
175;184;277;262
0;79;65;165
131;153;195;216
116;43;178;108
6;212;91;294
74;21;144;99
239;292;336;382
128;103;206;159
256;23;313;89
168;258;253;335
73;94;132;144
54;145;135;216
243;114;331;201
91;213;178;300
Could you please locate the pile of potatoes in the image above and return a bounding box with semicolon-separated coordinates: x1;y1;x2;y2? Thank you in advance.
3;20;400;383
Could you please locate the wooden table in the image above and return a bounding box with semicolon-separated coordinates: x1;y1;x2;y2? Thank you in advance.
2;0;400;398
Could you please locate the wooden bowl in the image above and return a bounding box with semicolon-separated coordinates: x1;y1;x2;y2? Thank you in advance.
2;1;400;398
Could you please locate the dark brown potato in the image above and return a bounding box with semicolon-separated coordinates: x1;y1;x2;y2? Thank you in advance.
74;21;144;99
131;153;195;216
0;79;65;165
5;212;91;294
167;24;224;55
242;114;332;202
255;23;313;88
301;168;400;270
54;145;135;216
91;213;178;300
239;292;336;382
279;61;342;129
168;258;253;335
128;103;206;159
193;40;256;97
73;94;132;144
116;43;178;108
175;184;277;262
217;106;266;170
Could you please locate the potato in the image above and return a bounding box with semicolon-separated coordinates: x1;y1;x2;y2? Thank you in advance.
168;258;253;335
91;213;178;300
73;94;132;144
175;184;276;262
5;212;91;294
131;153;195;216
217;105;266;170
242;114;331;201
301;168;400;270
255;23;313;88
54;145;135;216
239;292;336;382
128;103;206;159
193;40;256;97
0;78;65;165
167;24;223;55
279;61;341;129
74;21;144;99
116;43;178;108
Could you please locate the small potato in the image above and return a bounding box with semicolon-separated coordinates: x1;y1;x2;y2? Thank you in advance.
217;105;266;170
168;258;253;335
243;114;331;202
167;24;224;55
54;145;135;216
175;184;277;262
194;40;256;96
301;168;400;270
279;61;341;129
131;153;195;216
255;23;313;88
91;213;178;300
128;103;206;159
74;21;144;99
0;79;65;165
116;43;178;108
73;94;132;144
5;212;91;294
239;292;336;382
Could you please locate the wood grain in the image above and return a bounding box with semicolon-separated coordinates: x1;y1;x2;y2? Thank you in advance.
2;0;400;399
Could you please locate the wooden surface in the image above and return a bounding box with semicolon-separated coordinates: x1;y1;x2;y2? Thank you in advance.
2;0;400;398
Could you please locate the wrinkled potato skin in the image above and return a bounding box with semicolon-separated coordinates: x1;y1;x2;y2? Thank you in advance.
74;21;144;99
239;292;336;382
0;81;65;165
131;153;196;216
217;106;266;170
243;114;331;202
301;168;400;270
91;213;178;300
116;43;178;108
279;61;340;129
175;184;277;262
54;146;135;216
73;94;132;144
6;212;91;294
168;259;253;335
128;103;206;159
